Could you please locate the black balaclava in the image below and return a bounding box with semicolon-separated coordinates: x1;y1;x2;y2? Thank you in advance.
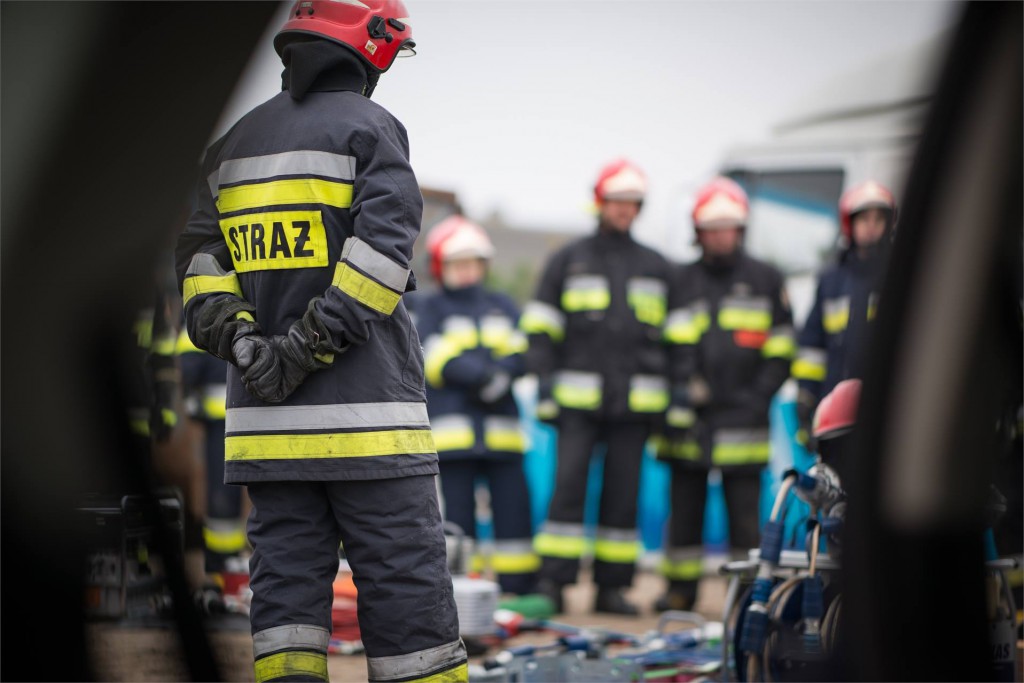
698;227;744;271
280;38;380;101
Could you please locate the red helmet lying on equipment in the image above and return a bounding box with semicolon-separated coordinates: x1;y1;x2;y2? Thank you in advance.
812;379;862;442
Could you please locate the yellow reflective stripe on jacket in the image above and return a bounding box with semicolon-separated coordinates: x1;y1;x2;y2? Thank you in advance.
424;335;464;388
217;177;353;214
203;525;247;554
182;273;243;305
406;663;470;683
718;307;772;331
593;538;639;564
520;301;566;342
562;275;610;312
491;551;541;575
175;329;201;354
493;330;528;358
441;316;479;349
823;296;850;334
225;429;435;461
332;261;401;315
553;371;602;410
254;651;328;683
762;327;797;359
712;430;771;465
203;397;227;420
431;415;475;452
130;418;150;437
484;417;525;453
664;305;709;344
220;210;330;273
627;278;668;326
658;556;703;581
628;375;669;413
792;347;827;381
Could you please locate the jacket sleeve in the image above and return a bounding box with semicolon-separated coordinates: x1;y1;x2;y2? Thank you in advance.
491;296;528;379
793;276;828;403
664;266;702;392
520;249;567;379
309;114;423;349
743;270;796;407
416;299;489;390
175;143;259;363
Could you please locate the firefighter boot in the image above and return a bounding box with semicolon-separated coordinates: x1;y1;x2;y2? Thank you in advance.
534;579;565;614
654;580;698;612
594;586;639;616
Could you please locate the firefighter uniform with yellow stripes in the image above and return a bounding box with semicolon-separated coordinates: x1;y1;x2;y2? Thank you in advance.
658;177;795;611
174;4;466;681
417;216;537;594
176;330;248;575
522;159;673;614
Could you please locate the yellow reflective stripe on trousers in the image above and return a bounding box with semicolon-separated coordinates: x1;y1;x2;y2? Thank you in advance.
492;551;541;574
594;538;640;564
216;177;353;214
534;533;589;559
225;430;435;461
254;651;327;683
332;261;401;315
182;273;243;305
403;663;469;683
203;526;247;554
658;556;703;580
712;441;771;465
553;385;601;410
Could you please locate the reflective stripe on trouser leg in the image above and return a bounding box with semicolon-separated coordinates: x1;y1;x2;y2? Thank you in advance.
485;458;539;594
253;624;329;683
323;476;466;682
593;419;648;587
536;413;601;585
663;467;710;593
658;546;704;581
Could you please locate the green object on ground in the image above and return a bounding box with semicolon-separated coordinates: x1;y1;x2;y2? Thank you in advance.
497;593;557;619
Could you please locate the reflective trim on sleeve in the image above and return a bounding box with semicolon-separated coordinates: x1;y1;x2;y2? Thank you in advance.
480;314;512;348
252;624;330;657
203;520;247;554
431;414;475;452
664;301;710;344
762;325;797;359
175;329;201;355
441;315;479;349
711;427;771;465
423;335;463;388
519;300;566;341
202;384;227;420
666;405;696;429
209;151;356;198
823;296;850;334
342;236;411;293
182;253;243;305
628;374;669;413
594;526;640;564
366;639;468;683
867;291;880;321
495;330;528;357
627;277;668;326
483;416;525;453
332;261;402;315
718;296;772;331
226;402;430;433
225;429;435;461
217;177;353;214
792;347;828;381
553;370;603;410
562;274;610;312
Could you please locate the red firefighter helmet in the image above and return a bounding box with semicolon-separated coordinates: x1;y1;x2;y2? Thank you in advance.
692;176;749;230
275;0;415;73
838;180;896;240
812;379;862;441
593;159;648;205
425;215;495;280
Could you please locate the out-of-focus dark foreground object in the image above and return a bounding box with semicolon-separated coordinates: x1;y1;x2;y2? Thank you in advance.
841;1;1022;681
1;3;278;681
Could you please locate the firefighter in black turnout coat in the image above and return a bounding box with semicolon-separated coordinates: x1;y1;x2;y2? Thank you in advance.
174;2;467;681
416;216;538;595
522;159;675;615
657;177;795;611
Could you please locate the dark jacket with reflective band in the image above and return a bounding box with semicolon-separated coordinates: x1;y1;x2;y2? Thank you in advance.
175;83;436;484
416;284;527;462
663;251;795;469
793;250;884;404
522;230;674;420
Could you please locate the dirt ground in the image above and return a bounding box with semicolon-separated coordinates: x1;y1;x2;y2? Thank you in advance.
86;571;728;683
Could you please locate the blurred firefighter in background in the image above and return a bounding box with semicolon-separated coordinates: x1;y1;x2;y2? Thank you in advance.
657;176;795;611
791;180;897;447
521;159;675;615
416;216;538;595
176;329;250;595
173;1;467;681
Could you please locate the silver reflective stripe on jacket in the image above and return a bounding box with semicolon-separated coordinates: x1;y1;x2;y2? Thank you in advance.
342;236;411;292
209;150;356;198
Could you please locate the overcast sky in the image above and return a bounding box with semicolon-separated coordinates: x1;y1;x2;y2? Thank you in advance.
214;0;961;250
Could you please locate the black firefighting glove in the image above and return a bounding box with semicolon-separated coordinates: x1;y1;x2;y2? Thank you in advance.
190;297;261;364
795;388;818;451
535;376;560;426
237;335;282;400
247;300;348;404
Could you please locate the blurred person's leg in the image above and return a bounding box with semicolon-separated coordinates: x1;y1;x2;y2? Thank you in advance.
722;469;762;560
657;466;708;611
486;459;539;595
